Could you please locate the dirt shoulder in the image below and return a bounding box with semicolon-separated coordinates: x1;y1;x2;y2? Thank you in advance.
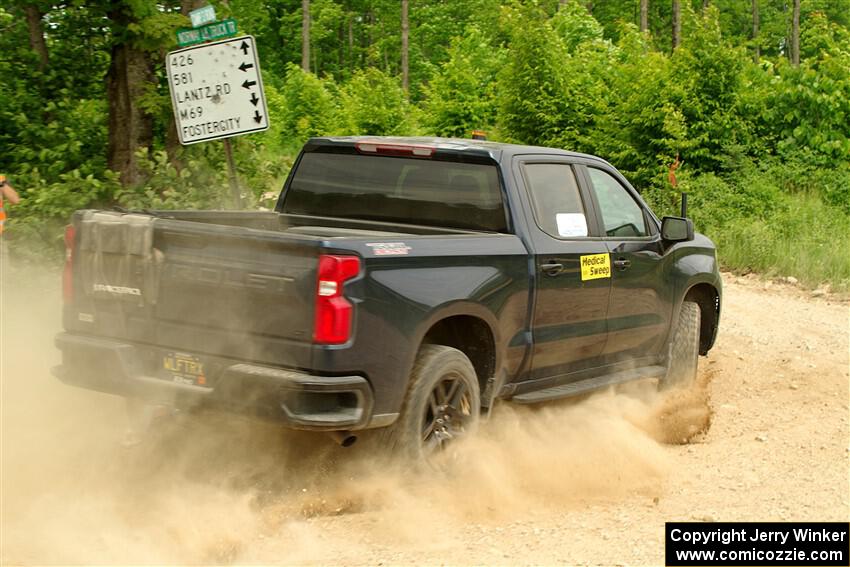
2;270;848;565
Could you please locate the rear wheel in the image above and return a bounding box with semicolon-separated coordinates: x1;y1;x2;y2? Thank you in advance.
660;301;701;390
377;345;480;460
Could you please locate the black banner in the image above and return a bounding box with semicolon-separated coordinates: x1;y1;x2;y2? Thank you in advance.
666;522;849;566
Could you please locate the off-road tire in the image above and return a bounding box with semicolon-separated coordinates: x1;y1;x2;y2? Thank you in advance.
373;345;480;460
660;301;701;390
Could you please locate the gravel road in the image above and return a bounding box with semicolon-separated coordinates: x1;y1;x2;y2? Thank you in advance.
2;269;848;565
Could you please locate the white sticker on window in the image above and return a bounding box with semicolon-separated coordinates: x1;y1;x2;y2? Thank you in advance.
556;213;588;237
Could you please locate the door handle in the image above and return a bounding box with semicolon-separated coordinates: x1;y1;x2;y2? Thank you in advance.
613;258;631;270
540;262;564;276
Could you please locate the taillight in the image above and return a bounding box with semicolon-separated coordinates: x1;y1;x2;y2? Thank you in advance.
63;224;76;303
313;254;360;344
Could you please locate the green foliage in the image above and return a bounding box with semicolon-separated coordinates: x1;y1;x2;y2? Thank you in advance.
590;27;682;188
683;159;785;232
666;7;747;172
12;168;120;222
822;170;850;215
116;150;228;210
800;8;850;59
712;194;850;291
497;3;571;146
276;63;338;149
126;10;186;52
763;20;850;165
5;167;121;260
552;1;606;53
232;136;295;202
118;142;292;212
421;27;501;138
676;154;850;290
337;67;414;135
309;0;346;72
4;97;109;180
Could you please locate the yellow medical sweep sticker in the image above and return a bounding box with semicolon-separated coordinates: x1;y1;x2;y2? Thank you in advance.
580;253;611;281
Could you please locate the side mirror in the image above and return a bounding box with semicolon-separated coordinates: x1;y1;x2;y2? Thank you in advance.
661;216;694;242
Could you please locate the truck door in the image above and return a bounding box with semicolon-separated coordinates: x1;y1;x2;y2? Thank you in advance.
578;165;672;366
514;158;612;386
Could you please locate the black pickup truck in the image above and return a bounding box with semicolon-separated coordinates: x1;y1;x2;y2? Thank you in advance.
55;136;721;456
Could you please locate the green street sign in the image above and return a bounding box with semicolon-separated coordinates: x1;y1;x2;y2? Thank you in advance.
176;18;238;47
189;5;216;27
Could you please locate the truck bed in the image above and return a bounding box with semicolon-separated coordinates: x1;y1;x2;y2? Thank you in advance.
62;207;527;382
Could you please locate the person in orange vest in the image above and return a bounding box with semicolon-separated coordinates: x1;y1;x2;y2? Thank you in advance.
0;174;21;236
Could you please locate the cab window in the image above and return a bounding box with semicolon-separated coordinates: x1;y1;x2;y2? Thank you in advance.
523;163;589;239
587;168;648;238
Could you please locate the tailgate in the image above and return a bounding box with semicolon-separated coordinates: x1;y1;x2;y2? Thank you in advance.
71;212;319;359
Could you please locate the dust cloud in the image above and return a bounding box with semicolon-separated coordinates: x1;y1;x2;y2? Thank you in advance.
1;264;711;565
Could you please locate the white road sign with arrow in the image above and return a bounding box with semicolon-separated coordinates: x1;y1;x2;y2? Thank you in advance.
166;35;269;145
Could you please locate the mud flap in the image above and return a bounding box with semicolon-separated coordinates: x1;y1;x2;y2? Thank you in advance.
482;369;510;411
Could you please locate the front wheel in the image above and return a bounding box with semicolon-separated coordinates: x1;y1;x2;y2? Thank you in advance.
376;345;480;460
660;301;701;390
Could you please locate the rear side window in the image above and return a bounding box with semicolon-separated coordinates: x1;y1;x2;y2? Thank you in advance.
587;168;648;238
523;163;588;238
282;151;507;232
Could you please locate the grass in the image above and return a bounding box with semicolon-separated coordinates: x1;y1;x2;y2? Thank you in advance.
703;192;850;292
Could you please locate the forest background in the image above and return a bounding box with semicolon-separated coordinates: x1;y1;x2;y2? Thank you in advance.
1;0;848;289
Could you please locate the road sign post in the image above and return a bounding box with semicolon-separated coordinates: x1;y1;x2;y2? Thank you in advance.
222;138;241;209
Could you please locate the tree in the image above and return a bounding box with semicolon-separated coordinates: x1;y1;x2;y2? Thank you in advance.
498;3;572;146
791;0;800;65
103;1;184;186
667;6;745;173
401;0;409;94
751;0;759;63
338;67;413;135
278;63;337;148
23;3;48;71
423;27;500;137
105;3;155;186
640;0;649;32
672;0;681;49
180;0;204;13
302;0;310;71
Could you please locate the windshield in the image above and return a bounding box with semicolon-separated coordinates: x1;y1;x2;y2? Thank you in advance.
281;150;507;232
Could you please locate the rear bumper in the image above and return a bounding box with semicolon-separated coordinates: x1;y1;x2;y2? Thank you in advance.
53;333;374;430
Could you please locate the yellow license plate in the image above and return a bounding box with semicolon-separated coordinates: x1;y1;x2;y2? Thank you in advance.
162;352;208;387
